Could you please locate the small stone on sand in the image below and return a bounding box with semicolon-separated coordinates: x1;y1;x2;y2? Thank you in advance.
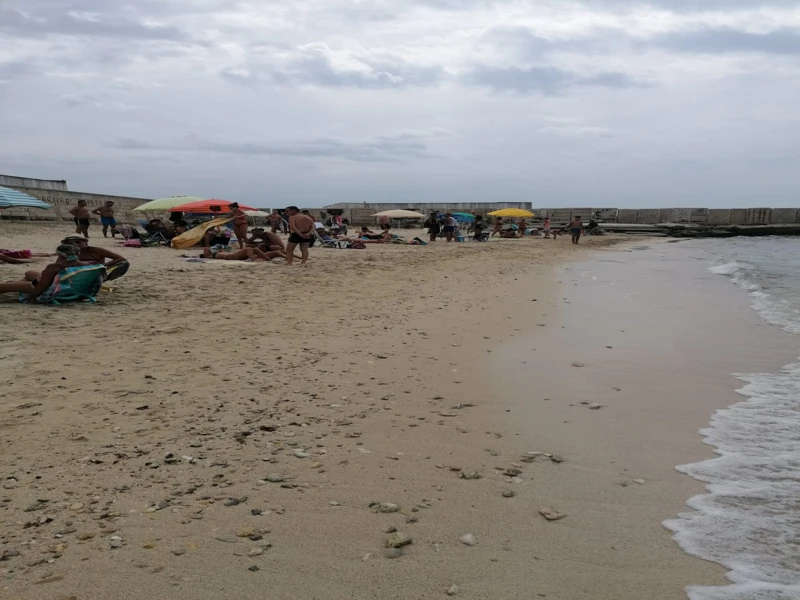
447;584;460;596
459;533;477;546
385;532;412;548
539;508;567;521
383;548;404;559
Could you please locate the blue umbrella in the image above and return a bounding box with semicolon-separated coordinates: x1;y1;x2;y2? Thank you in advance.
0;186;53;210
438;212;474;223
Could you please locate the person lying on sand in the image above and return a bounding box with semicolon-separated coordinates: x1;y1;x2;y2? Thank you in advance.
61;236;130;280
359;227;386;240
499;229;520;239
201;246;281;261
0;244;89;300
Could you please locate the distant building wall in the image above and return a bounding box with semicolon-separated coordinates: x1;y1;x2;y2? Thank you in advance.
0;174;68;192
0;186;152;224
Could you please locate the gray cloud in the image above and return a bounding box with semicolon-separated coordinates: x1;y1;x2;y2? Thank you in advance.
0;61;35;83
222;45;445;89
656;27;800;54
113;132;441;163
0;8;192;41
464;65;645;94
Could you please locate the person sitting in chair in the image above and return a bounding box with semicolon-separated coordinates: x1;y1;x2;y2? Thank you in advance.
0;244;90;300
61;236;130;281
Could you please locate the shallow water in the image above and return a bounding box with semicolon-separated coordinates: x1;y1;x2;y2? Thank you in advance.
664;237;800;600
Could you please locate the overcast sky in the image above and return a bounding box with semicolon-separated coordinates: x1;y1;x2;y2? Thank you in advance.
1;1;799;207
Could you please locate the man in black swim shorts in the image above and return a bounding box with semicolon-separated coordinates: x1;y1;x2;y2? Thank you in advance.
286;206;315;265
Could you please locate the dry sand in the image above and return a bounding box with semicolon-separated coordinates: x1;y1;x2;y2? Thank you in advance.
0;223;758;599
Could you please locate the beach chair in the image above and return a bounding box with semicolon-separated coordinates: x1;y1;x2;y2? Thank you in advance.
20;265;107;305
312;230;350;249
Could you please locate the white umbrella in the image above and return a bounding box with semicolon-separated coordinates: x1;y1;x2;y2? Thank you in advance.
372;209;426;218
244;210;270;217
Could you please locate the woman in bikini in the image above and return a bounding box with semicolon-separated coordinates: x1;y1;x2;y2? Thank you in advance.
229;202;248;249
491;218;504;237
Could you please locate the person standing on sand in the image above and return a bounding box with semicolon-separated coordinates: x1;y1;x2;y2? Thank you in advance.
69;200;91;238
442;213;457;242
378;214;390;231
570;216;583;244
423;212;440;242
285;206;315;266
229;202;248;249
92;201;117;238
268;210;282;233
543;217;552;239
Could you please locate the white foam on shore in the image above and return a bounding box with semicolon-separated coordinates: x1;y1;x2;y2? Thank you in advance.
708;262;800;334
665;254;800;600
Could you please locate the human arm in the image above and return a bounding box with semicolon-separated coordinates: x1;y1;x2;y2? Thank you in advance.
69;207;79;217
92;207;103;215
0;253;34;264
94;247;127;267
27;264;59;302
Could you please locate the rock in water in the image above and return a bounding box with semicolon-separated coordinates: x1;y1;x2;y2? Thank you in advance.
385;532;412;548
539;508;567;521
459;534;477;546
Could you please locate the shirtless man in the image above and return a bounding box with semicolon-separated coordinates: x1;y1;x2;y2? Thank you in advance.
246;228;285;252
92;201;116;238
268;210;282;233
69;200;91;238
285;206;315;265
569;216;583;244
61;235;130;280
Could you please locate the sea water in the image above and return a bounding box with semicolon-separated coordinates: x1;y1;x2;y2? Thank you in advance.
664;237;800;600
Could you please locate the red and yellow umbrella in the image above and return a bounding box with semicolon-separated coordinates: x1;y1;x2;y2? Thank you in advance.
171;199;256;214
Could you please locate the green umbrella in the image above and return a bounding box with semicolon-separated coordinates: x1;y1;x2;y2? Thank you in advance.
133;196;205;212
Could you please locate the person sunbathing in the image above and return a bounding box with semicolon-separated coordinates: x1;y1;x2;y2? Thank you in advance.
201;246;281;261
0;244;90;301
0;249;55;264
499;229;520;239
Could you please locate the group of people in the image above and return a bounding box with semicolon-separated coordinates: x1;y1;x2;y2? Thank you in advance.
0;235;130;303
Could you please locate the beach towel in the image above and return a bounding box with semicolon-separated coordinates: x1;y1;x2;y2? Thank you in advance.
20;264;107;305
171;217;234;250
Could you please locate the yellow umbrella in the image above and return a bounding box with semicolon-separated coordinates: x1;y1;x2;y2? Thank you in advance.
487;208;535;218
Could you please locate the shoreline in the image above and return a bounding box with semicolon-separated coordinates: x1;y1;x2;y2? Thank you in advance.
1;224;793;599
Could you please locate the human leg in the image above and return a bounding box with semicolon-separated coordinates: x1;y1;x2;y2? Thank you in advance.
285;242;297;265
299;243;310;265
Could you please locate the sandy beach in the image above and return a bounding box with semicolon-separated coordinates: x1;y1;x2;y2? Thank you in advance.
1;224;794;600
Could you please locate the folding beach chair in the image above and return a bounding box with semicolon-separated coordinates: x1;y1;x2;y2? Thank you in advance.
20;265;107;305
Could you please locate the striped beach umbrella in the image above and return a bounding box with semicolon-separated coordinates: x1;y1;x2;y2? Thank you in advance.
0;186;53;210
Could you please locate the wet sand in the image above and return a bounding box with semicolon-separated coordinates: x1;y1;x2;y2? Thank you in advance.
1;224;791;599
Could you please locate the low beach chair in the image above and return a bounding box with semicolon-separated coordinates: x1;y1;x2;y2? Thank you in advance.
20;264;107;305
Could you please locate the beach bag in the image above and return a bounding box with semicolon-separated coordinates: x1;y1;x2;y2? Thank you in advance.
123;239;142;247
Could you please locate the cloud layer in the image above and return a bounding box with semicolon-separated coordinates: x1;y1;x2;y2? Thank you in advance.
1;0;799;206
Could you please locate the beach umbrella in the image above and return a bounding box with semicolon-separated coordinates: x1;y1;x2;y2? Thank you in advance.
451;212;476;222
0;186;53;210
244;210;270;218
487;208;535;218
133;196;205;212
170;199;257;214
372;209;426;218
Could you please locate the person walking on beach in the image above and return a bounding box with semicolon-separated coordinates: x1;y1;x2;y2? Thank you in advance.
228;202;248;249
423;212;440;242
543;217;552;239
570;216;583;244
92;201;117;238
285;206;315;266
69;200;91;238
